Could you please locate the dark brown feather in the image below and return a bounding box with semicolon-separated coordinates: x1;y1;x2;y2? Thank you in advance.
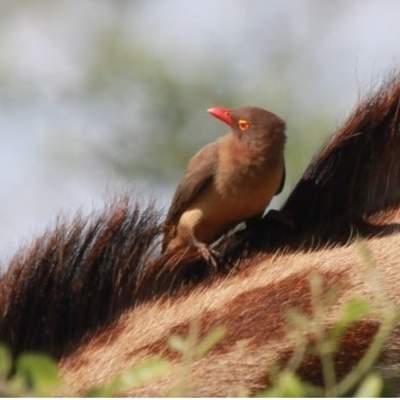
162;142;219;250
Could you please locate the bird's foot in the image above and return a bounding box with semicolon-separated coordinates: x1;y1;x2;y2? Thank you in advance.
264;209;296;230
192;241;219;270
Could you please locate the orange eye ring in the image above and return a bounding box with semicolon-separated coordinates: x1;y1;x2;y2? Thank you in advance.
238;119;250;132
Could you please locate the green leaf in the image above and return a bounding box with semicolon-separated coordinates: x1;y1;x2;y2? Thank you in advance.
15;353;60;395
86;386;115;397
6;374;26;396
87;357;171;396
0;344;11;378
112;357;170;392
354;373;383;397
286;309;311;331
168;335;188;353
259;371;306;397
258;387;284;397
258;371;321;397
341;298;371;325
331;298;371;340
195;327;226;358
278;372;307;397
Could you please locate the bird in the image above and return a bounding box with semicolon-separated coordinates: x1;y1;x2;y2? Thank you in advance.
162;106;286;266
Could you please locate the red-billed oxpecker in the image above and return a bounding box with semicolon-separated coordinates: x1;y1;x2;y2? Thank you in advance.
162;107;286;265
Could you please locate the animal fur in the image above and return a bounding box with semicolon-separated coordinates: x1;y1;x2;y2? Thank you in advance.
0;199;163;358
60;225;400;396
0;73;400;395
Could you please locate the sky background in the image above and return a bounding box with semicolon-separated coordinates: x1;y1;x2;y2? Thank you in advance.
0;0;399;263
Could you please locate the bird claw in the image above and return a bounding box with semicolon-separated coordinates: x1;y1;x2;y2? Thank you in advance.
193;242;219;270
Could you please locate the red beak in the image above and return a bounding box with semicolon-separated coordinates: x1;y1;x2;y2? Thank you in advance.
207;107;233;126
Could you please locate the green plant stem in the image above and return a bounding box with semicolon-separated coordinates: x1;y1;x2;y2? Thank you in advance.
171;318;200;396
320;349;337;397
335;308;398;396
310;274;337;396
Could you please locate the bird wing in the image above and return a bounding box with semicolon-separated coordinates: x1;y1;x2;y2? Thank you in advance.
275;163;286;195
163;142;219;245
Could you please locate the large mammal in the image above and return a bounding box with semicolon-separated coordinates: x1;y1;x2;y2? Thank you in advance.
0;74;399;395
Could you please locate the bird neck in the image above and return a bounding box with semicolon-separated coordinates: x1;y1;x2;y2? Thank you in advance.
250;133;285;165
216;133;283;188
224;131;285;168
215;134;284;197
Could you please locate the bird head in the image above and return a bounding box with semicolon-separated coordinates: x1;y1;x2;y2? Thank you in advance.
207;106;286;145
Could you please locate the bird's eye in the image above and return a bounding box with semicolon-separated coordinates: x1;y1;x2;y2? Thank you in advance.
238;119;250;132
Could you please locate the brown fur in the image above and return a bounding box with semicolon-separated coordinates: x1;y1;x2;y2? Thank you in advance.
59;225;400;396
0;73;399;395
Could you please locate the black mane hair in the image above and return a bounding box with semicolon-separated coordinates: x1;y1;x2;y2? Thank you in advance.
0;198;162;358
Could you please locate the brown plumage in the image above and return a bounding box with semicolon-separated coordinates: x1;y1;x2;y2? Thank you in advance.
162;106;286;262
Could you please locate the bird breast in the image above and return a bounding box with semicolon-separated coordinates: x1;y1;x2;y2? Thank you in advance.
181;157;284;244
176;134;284;245
215;135;283;198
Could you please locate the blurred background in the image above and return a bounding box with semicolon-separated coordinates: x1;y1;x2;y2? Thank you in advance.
0;0;399;262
